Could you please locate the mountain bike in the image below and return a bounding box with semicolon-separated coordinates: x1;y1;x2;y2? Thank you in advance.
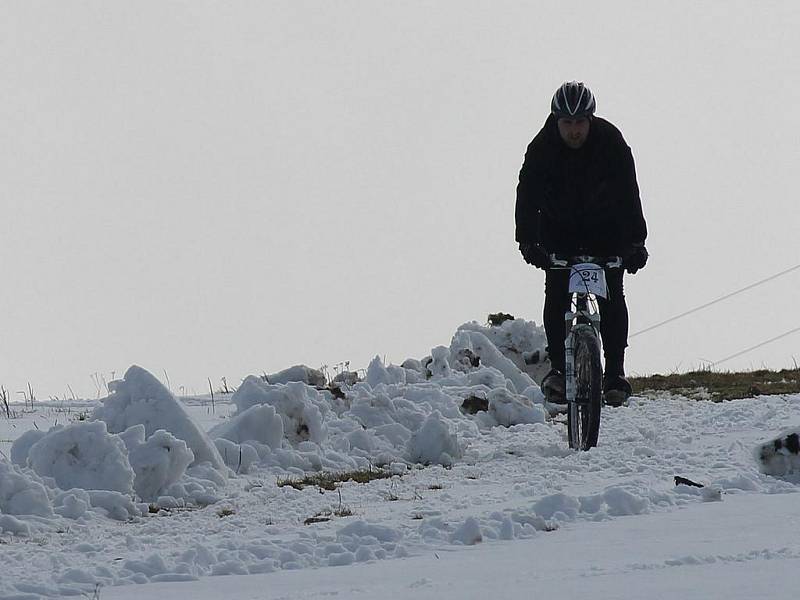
550;254;622;450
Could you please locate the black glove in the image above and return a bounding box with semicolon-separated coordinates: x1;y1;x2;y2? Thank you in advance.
519;242;550;269
623;243;648;274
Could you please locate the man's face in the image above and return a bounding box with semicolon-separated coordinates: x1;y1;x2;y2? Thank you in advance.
557;116;591;149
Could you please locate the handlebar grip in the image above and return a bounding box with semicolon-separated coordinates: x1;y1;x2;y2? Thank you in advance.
548;255;623;269
549;254;568;268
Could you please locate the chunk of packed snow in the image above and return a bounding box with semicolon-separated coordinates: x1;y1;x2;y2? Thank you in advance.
53;490;90;519
533;493;580;521
0;513;32;535
333;370;360;386
450;330;535;393
230;376;327;444
487;388;546;426
93;365;226;473
337;520;402;543
451;517;483;545
401;358;424;374
128;429;195;501
209;404;284;449
521;384;546;405
214;438;260;474
118;423;146;449
457;317;548;373
602;486;651;516
406;411;461;466
27;421;134;494
0;459;53;518
366;355;409;387
265;365;326;387
85;490;141;521
9;429;48;466
428;346;452;379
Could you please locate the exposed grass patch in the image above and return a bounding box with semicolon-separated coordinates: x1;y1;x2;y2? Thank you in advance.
277;468;394;491
630;368;800;402
303;503;354;526
303;514;331;525
146;502;199;516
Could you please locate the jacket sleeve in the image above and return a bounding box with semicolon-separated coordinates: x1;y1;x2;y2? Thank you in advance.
619;145;647;244
515;141;545;244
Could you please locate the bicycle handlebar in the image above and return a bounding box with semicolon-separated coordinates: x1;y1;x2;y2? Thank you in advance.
548;254;623;269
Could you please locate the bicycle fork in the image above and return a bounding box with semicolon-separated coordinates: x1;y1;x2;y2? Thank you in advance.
564;296;602;405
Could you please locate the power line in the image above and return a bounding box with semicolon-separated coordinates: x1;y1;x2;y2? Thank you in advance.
711;326;800;367
630;262;800;338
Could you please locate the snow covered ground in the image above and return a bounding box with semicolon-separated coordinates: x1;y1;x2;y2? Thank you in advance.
1;319;799;600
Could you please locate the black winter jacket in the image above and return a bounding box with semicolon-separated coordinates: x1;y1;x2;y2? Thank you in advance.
515;114;647;255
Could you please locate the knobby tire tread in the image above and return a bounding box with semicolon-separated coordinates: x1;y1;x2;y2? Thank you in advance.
568;325;602;450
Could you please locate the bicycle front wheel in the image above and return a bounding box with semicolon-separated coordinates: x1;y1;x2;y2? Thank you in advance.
568;325;602;450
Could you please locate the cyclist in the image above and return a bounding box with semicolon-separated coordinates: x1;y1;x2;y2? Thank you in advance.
515;81;648;407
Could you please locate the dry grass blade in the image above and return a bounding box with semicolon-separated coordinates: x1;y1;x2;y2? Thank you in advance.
278;468;394;491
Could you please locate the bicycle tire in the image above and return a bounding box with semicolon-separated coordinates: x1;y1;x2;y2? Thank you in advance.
568;324;602;450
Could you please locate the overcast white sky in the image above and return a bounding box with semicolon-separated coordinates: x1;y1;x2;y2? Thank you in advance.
2;1;799;399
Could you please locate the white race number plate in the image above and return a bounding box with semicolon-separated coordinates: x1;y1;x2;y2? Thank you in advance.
568;263;608;298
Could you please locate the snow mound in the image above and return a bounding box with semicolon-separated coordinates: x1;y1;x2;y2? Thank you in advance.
0;319;551;544
533;486;653;523
27;421;134;494
1;440;146;526
203;321;548;474
93;365;226;473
